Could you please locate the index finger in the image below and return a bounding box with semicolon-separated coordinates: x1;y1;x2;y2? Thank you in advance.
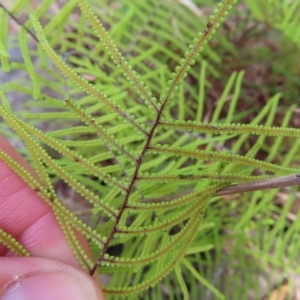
0;135;84;268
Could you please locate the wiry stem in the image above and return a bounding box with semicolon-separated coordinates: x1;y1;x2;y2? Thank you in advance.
216;173;300;196
90;109;161;275
0;3;38;42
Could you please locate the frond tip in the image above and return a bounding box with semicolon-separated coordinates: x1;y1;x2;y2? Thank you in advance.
160;0;237;110
148;145;298;174
77;0;159;113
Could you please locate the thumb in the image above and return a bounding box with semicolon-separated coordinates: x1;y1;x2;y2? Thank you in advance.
0;257;106;300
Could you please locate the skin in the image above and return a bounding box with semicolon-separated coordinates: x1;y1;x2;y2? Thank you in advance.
0;135;106;300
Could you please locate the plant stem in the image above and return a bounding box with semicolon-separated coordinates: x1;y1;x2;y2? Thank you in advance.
216;173;300;196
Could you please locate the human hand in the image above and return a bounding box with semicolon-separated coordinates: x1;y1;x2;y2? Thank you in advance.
0;135;106;300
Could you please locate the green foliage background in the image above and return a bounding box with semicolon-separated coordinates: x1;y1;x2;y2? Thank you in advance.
0;0;300;299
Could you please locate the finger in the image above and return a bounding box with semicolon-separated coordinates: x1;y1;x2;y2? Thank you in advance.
0;135;37;178
0;257;106;300
0;136;87;267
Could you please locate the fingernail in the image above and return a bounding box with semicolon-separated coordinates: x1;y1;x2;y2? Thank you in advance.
2;271;100;300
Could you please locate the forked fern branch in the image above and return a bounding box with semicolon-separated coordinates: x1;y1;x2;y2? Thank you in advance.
1;0;300;298
74;0;239;277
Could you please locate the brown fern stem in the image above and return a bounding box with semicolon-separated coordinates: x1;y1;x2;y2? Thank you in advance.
0;3;38;42
216;173;300;196
90;108;162;275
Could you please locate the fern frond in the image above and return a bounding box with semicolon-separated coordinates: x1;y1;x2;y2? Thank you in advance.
0;7;10;72
0;228;30;257
64;98;136;162
127;185;224;211
174;264;189;300
77;0;159;113
30;15;148;136
2;0;300;298
138;172;270;184
104;210;205;296
160;0;236;111
0;143;103;271
158;120;300;137
0;104;119;218
44;0;78;37
148;145;298;174
19;27;40;98
182;258;225;300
